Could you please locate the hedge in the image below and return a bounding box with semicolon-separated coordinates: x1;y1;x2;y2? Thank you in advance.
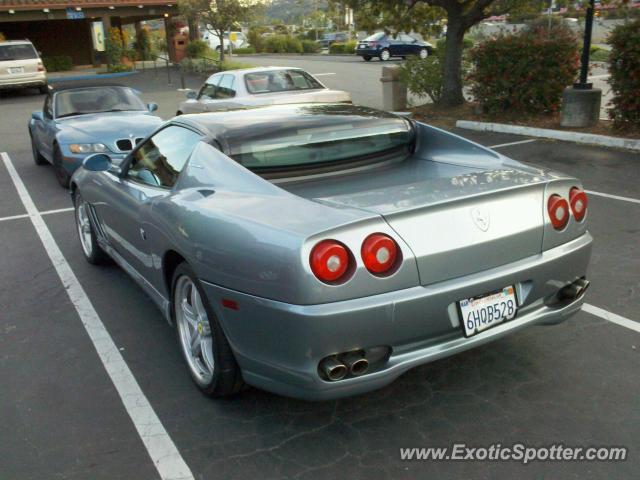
608;18;640;130
302;40;321;53
468;24;579;115
328;40;357;54
187;40;209;58
43;55;73;72
263;35;303;54
233;46;256;54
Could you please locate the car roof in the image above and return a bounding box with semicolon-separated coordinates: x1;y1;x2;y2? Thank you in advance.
49;82;127;93
177;103;410;144
214;66;304;76
0;40;34;45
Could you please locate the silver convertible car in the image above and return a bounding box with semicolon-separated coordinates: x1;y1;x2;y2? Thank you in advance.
70;104;592;400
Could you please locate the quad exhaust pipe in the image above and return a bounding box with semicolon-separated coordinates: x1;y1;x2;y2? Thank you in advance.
558;278;590;301
319;350;371;382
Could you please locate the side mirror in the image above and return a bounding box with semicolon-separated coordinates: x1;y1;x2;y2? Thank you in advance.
147;102;158;112
186;90;197;100
31;111;44;121
83;153;112;172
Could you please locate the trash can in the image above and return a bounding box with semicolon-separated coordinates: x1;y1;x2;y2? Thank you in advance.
380;65;407;112
172;33;188;63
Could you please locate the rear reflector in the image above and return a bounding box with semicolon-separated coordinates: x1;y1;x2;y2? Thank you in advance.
569;187;588;221
221;299;238;310
361;233;398;274
547;194;570;230
310;240;350;282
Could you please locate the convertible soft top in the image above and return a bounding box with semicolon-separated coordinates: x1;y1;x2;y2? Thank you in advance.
48;81;126;92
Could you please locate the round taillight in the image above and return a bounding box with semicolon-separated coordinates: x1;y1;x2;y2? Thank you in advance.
569;187;588;222
361;233;398;274
310;240;350;282
547;194;570;230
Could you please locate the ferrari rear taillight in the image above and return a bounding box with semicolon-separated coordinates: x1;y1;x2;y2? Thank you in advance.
569;187;588;222
310;240;350;282
361;233;398;275
547;194;570;230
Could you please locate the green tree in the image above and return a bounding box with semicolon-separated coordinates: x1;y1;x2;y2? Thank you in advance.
347;0;538;106
178;0;258;61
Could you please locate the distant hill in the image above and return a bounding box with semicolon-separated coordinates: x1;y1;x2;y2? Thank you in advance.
264;0;328;24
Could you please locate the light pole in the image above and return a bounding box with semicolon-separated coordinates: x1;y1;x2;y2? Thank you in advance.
560;0;602;127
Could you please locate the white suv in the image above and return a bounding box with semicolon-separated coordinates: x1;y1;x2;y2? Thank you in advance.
203;31;249;52
0;40;47;94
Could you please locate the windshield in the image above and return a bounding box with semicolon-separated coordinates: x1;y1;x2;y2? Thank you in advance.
228;119;413;170
55;86;146;118
364;32;386;41
245;70;324;94
0;43;38;61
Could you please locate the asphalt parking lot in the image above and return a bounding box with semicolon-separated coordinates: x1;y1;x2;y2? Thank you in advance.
0;71;638;480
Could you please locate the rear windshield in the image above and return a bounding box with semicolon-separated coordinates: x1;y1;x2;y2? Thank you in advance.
364;32;386;41
244;70;323;94
55;86;146;118
228;119;413;170
0;43;38;61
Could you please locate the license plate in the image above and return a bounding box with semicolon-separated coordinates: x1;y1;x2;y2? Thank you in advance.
359;44;366;48
459;286;517;337
9;67;24;74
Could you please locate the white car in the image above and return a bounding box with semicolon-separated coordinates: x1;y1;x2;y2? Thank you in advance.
0;40;47;93
202;30;249;52
177;67;352;115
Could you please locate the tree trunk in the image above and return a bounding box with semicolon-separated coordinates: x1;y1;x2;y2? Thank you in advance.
188;17;199;42
439;15;466;107
218;34;225;62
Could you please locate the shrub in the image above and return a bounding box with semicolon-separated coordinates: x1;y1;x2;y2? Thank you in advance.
135;28;152;60
105;27;124;66
220;59;255;71
608;19;640;130
589;45;609;62
106;64;132;73
180;57;220;74
329;40;357;54
263;35;303;53
247;27;266;53
187;39;209;58
301;40;320;53
468;24;579;115
233;46;256;54
43;56;73;72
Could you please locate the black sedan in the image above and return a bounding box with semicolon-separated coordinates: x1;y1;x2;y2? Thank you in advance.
355;32;434;61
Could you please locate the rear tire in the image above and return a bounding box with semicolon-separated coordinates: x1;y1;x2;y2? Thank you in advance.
39;84;48;94
172;262;245;398
53;146;70;189
74;193;107;265
362;55;372;61
379;49;390;61
30;134;47;165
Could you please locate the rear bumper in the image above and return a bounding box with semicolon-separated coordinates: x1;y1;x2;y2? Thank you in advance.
201;232;592;400
355;48;379;57
0;73;46;89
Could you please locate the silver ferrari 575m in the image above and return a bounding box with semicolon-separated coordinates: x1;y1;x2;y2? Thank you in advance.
70;103;592;400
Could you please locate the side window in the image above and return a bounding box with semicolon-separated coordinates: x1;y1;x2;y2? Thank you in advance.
216;74;235;98
44;95;53;119
127;126;201;188
198;76;221;100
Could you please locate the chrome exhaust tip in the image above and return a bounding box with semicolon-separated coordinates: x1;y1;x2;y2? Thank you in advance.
559;278;590;301
320;357;348;382
342;352;369;377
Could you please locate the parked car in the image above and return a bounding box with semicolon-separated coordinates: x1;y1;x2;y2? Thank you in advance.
176;67;351;115
0;40;47;94
355;32;434;61
29;82;162;187
317;32;350;49
70;103;592;401
202;30;249;52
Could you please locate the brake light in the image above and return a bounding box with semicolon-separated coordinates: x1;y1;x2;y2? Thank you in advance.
37;62;46;72
310;240;350;282
547;194;570;230
361;233;398;274
569;187;588;222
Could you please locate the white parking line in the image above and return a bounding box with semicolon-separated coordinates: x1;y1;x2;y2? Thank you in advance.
488;139;537;149
0;152;194;480
41;207;74;216
0;212;29;223
0;207;75;223
583;303;640;333
313;72;336;76
585;190;640;205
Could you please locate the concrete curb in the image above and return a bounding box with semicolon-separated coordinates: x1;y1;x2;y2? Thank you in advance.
48;71;139;82
456;120;640;152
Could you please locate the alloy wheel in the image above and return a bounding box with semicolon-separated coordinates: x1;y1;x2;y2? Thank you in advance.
76;200;94;258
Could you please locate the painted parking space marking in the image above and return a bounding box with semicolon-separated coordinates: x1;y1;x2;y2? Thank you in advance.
585;190;640;205
583;303;640;333
313;72;336;76
488;139;537;149
1;152;194;480
0;207;75;223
